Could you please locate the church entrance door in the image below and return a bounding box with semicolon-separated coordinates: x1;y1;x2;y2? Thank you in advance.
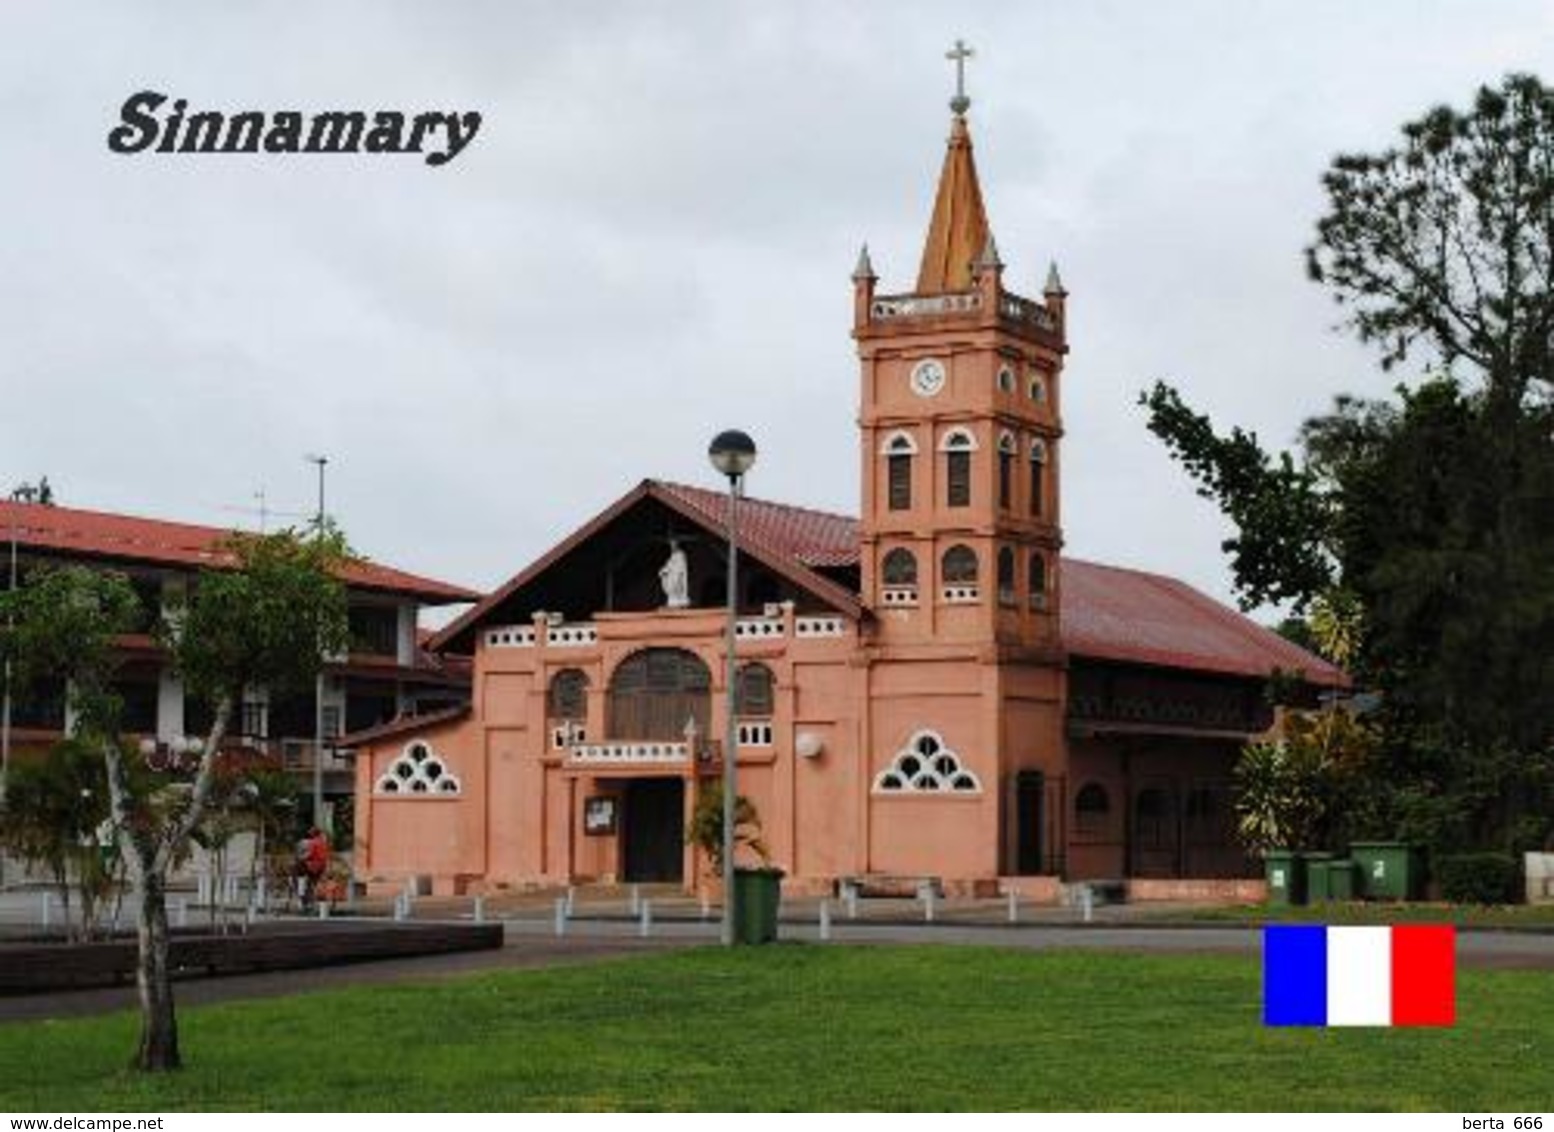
622;777;685;883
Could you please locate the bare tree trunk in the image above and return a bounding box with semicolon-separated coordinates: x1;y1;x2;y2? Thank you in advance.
132;867;180;1071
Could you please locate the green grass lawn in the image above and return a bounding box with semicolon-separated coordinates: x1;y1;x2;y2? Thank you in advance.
1175;902;1554;927
0;945;1548;1111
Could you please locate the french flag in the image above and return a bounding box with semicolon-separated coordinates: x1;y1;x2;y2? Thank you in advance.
1263;925;1455;1026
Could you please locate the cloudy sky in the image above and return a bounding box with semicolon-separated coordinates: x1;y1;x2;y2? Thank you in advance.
4;2;1552;623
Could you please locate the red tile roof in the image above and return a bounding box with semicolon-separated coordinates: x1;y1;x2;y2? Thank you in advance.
0;500;479;604
654;481;861;569
440;478;1343;685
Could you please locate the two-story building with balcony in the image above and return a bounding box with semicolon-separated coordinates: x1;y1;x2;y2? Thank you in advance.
0;499;478;826
348;94;1342;898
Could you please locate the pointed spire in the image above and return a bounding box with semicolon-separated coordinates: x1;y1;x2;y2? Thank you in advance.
975;233;1002;272
852;242;877;282
915;115;991;294
1045;260;1066;295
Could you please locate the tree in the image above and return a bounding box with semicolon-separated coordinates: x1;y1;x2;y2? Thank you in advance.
1306;74;1554;407
1143;74;1554;858
0;739;120;941
0;531;348;1071
686;778;769;874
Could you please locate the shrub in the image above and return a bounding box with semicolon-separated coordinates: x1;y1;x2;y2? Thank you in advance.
1437;852;1520;905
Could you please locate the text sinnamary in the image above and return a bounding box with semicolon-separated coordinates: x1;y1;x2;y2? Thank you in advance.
107;91;483;167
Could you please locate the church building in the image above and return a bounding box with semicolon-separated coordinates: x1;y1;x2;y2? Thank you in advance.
349;79;1340;899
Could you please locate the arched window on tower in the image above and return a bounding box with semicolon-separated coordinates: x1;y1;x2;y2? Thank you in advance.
997;546;1016;606
882;432;917;511
941;544;979;602
1030;438;1048;518
1029;553;1049;611
941;429;976;508
998;431;1017;510
881;547;918;605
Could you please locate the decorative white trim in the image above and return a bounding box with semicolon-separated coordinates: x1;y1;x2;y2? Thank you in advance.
879;430;919;456
997;430;1018;454
939;427;977;452
569;741;689;765
547;623;598;647
376;740;462;797
795;616;846;638
942;585;980;603
1030;438;1049;463
873;730;982;794
881;586;919;606
735;617;785;639
487;625;537;648
737;721;774;747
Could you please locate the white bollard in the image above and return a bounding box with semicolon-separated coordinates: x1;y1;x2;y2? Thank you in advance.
553;897;567;937
40;890;51;930
177;898;189;928
819;898;831;942
845;885;858;920
700;894;711;921
317;900;330;920
639;898;652;938
393;893;407;922
473;895;485;924
1080;884;1094;923
629;884;640;915
1007;889;1019;924
924;887;936;923
565;886;576;917
245;902;257;928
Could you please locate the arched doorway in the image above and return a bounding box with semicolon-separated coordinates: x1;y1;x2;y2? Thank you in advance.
607;648;712;741
607;649;709;884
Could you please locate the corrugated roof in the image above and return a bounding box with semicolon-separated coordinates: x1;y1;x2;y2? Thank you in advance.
0;500;479;604
435;478;1342;685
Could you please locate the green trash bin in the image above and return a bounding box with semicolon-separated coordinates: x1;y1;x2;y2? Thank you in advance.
1326;859;1357;901
1351;842;1419;901
733;867;784;944
1265;850;1307;906
1305;852;1335;901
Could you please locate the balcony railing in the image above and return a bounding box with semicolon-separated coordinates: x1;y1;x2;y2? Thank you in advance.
567;741;691;766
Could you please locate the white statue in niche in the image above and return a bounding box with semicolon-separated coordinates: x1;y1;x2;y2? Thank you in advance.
659;540;690;608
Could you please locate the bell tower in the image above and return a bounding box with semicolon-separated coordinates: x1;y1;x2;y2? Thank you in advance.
853;63;1068;653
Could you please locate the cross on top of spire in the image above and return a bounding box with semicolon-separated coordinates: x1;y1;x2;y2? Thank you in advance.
946;38;974;116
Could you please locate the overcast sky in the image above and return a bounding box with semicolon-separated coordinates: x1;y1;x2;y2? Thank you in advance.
4;2;1552;624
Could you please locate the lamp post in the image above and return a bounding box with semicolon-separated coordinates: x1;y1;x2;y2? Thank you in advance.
305;454;329;834
707;429;756;947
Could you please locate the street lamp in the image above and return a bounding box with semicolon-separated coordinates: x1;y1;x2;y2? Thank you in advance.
707;429;756;947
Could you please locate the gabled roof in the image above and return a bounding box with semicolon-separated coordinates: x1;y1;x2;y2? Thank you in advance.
430;480;864;652
916;114;991;294
430;477;1341;686
0;500;479;604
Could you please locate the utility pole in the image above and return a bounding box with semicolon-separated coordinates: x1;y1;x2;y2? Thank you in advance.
2;491;23;886
305;455;329;834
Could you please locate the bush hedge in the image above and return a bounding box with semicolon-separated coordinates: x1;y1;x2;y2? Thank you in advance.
1437;852;1521;904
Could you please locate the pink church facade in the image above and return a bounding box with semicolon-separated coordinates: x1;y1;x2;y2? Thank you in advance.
350;102;1340;899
